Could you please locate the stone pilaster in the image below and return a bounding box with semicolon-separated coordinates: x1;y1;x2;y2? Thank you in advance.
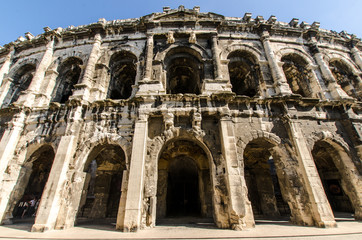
0;111;27;223
202;34;231;94
0;77;13;106
261;31;291;95
137;34;163;95
17;37;55;107
212;35;223;80
351;46;362;70
286;119;336;228
0;45;14;86
31;106;82;232
71;33;102;102
121;115;148;232
42;68;59;102
143;34;154;81
219;118;252;230
309;40;350;100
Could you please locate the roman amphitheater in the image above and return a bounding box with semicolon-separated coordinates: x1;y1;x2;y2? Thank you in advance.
0;6;360;234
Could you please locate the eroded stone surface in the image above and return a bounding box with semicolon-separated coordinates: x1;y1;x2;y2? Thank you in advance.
0;6;361;233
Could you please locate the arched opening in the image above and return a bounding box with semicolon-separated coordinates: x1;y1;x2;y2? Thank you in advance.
77;144;126;224
329;60;359;99
227;50;260;97
281;54;312;97
11;145;55;223
311;141;354;217
244;138;291;220
157;140;213;224
165;48;203;94
167;156;200;216
51;57;83;103
107;51;136;100
3;64;36;107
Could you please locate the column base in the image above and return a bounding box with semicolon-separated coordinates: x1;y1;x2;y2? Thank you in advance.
31;223;53;232
316;220;337;228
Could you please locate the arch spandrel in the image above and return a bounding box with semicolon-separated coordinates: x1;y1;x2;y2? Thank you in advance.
155;44;210;63
221;44;263;62
7;58;39;79
52;50;89;66
275;47;316;65
324;52;361;74
72;135;131;172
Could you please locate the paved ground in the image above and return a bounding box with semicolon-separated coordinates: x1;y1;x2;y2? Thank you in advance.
0;218;361;240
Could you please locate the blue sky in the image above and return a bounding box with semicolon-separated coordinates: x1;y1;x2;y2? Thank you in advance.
1;0;361;46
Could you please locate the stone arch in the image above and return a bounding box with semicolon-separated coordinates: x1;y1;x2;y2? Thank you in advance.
324;52;360;74
154;43;210;62
106;51;137;100
143;130;223;228
52;135;131;230
53;50;89;65
227;50;262;97
242;136;292;219
221;44;263;62
5;143;55;223
3;61;37;107
155;137;215;222
162;46;205;94
276;48;315;65
237;130;281;157
7;58;39;79
237;132;316;226
51;57;83;103
75;142;127;221
311;137;362;220
327;54;362;99
104;45;143;64
280;53;314;97
73;135;131;171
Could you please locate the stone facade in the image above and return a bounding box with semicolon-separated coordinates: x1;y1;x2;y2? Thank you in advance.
0;6;361;232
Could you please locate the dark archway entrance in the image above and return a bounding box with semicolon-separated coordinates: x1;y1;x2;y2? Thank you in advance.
11;145;55;223
167;156;200;216
311;141;354;216
51;57;83;103
157;140;213;224
227;50;261;97
165;48;203;95
107;51;137;100
77;144;126;223
244;139;291;220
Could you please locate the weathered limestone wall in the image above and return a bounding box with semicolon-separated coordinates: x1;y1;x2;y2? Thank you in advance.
0;6;361;234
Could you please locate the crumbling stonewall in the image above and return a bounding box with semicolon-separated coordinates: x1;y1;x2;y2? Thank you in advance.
0;6;361;233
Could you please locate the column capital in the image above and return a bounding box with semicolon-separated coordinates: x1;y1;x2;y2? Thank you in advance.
94;32;102;42
260;30;271;41
146;33;154;39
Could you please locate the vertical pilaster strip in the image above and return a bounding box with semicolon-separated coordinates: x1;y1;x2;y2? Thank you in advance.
219;118;252;230
310;41;350;99
143;34;154;81
31;106;82;232
286;119;336;227
122;117;148;232
351;46;362;70
261;31;291;95
0;111;26;223
21;37;54;107
31;135;77;232
212;35;223;80
72;33;102;102
0;45;14;86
